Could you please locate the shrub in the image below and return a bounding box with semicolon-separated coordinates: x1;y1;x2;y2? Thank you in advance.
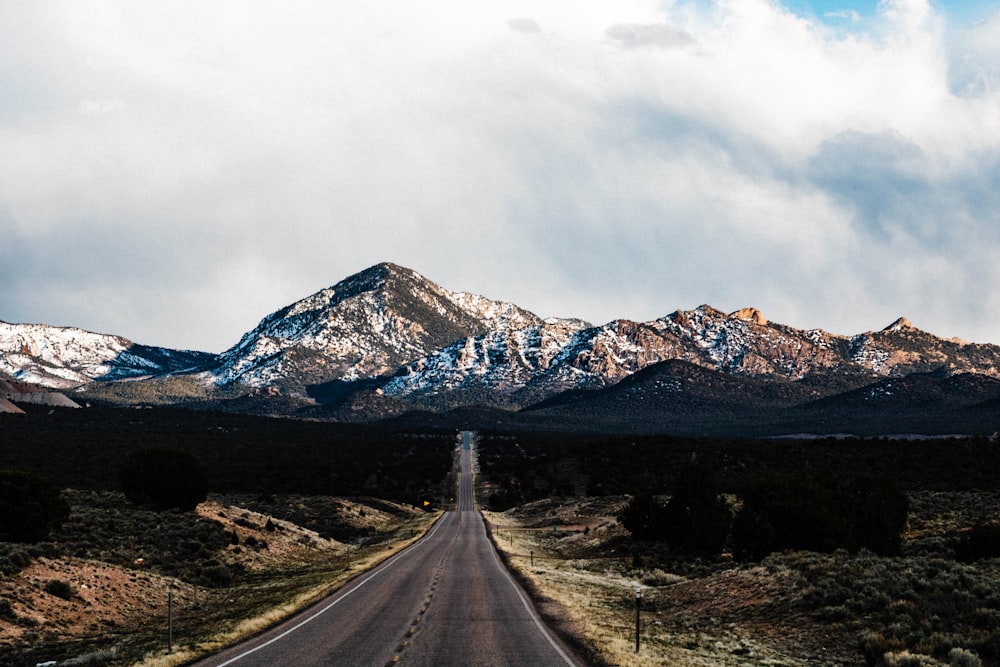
193;562;234;588
120;449;208;511
0;599;17;621
0;470;70;543
863;631;907;665
948;648;983;667
44;579;75;600
882;651;942;667
618;491;668;541
956;523;1000;562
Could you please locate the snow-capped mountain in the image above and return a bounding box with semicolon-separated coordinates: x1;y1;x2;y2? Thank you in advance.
0;321;214;388
208;263;544;389
5;262;1000;422
382;317;696;407
379;303;1000;409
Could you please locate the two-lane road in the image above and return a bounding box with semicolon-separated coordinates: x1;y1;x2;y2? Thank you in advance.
192;432;581;666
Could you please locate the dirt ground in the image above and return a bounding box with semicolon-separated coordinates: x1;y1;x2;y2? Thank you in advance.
0;495;434;666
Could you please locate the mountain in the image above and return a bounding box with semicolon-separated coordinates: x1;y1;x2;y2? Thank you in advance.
0;379;81;410
208;263;544;389
518;359;822;426
4;262;1000;435
0;321;214;388
512;361;1000;436
379;304;1000;410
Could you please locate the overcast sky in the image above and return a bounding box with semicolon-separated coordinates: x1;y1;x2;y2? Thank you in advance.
2;0;999;352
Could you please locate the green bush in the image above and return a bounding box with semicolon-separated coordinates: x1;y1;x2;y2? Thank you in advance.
120;449;208;511
0;469;70;543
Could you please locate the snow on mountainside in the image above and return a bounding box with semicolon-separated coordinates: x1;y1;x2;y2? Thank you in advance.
209;263;544;388
380;304;1000;409
6;262;1000;416
653;306;848;378
0;321;213;388
382;317;594;404
383;311;769;407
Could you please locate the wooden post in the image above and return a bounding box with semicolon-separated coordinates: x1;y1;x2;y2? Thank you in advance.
635;587;641;653
168;588;173;653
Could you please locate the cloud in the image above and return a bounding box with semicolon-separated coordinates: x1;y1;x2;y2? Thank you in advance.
824;9;861;22
808;130;929;240
78;97;123;115
0;0;999;351
605;22;694;49
508;18;541;34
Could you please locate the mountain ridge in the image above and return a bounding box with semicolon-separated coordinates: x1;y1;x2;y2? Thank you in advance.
3;262;1000;434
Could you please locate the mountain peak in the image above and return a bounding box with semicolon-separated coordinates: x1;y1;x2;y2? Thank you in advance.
883;317;917;332
210;262;543;387
329;262;411;297
731;307;767;326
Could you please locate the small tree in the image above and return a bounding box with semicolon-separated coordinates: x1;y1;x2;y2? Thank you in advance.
0;470;70;543
618;491;668;541
121;449;208;511
842;474;908;555
620;465;731;555
733;471;847;560
662;464;731;556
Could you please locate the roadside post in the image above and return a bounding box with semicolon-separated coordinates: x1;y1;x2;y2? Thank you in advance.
168;587;174;653
634;586;641;653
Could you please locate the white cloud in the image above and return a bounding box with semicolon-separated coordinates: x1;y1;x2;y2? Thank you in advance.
0;0;999;350
78;97;123;115
824;9;861;23
605;22;694;49
508;17;542;34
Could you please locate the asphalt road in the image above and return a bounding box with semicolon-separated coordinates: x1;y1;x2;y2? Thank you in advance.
191;432;582;667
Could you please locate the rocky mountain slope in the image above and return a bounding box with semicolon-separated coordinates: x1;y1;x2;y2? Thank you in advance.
380;304;1000;411
1;379;80;411
4;262;1000;431
0;321;213;388
208;263;544;389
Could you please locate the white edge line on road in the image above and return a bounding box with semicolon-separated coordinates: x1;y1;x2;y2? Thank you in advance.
213;514;450;667
485;524;580;667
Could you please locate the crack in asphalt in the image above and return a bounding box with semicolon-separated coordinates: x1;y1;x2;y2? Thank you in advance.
386;517;461;665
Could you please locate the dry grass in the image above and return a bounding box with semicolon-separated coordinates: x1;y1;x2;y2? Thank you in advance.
485;490;1000;667
486;499;850;667
0;492;439;667
132;507;439;667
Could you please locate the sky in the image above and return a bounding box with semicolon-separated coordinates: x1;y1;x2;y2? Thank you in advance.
1;0;999;353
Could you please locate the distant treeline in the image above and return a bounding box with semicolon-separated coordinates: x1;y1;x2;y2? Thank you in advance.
0;405;456;507
477;430;1000;508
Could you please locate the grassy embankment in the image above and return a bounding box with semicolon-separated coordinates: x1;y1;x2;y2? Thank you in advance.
485;491;1000;667
0;490;440;667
